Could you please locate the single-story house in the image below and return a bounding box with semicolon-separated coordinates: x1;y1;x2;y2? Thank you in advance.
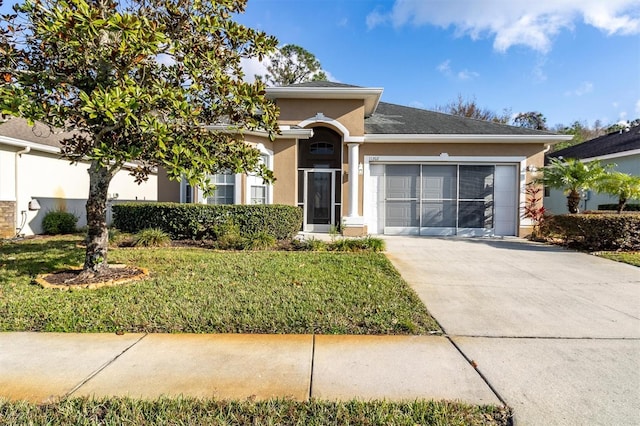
545;125;640;213
158;82;572;237
0;118;158;237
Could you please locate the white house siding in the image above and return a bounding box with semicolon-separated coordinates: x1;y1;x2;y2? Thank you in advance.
544;153;640;214
2;144;157;236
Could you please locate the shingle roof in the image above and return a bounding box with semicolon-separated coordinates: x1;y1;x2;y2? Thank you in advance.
365;102;554;136
0;118;66;148
547;126;640;160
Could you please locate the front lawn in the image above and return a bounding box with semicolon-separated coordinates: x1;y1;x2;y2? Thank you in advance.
0;236;440;334
0;397;511;426
595;251;640;267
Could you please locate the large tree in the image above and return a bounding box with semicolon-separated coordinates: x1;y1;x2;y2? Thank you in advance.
514;111;547;130
1;0;279;279
261;44;327;86
435;94;511;124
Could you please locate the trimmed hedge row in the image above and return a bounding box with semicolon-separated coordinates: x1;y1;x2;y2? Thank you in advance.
542;213;640;251
598;204;640;211
112;203;303;241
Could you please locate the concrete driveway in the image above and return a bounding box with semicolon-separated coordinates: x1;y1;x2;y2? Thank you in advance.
384;236;640;426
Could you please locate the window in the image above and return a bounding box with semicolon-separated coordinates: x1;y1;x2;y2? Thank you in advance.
251;186;267;204
207;172;235;205
310;142;334;155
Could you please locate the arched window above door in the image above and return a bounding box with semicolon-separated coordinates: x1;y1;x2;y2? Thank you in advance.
298;127;342;169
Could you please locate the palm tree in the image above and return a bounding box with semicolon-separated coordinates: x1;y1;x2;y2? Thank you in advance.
539;158;608;213
595;172;640;213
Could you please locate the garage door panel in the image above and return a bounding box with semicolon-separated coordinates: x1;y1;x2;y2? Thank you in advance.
421;201;457;227
385;200;419;227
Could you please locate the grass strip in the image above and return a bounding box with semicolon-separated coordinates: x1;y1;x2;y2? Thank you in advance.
594;251;640;267
0;237;440;334
0;397;511;426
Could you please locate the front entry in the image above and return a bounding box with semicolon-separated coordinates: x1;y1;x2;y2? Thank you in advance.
302;170;338;232
298;126;343;232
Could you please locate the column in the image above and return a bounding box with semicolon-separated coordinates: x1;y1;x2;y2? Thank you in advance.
347;142;360;217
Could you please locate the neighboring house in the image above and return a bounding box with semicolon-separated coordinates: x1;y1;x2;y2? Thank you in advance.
158;82;571;237
545;126;640;213
0;118;157;237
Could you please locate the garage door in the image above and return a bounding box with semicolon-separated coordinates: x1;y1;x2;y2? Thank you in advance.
371;164;517;236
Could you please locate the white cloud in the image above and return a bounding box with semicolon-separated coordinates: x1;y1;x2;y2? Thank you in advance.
240;57;270;83
436;59;479;80
366;0;640;52
532;57;548;81
457;70;480;80
564;81;594;96
366;7;388;30
337;17;348;27
437;59;452;75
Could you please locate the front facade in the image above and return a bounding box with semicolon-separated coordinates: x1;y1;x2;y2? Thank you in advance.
0;118;158;237
158;82;571;237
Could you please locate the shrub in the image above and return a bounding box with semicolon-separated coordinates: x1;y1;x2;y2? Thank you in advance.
133;228;171;247
598;204;640;212
41;210;78;235
112;203;302;241
329;236;386;252
245;231;276;250
542;214;640;251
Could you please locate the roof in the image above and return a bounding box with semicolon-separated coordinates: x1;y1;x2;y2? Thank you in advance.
270;81;561;138
0;117;66;149
365;102;554;136
547;126;640;160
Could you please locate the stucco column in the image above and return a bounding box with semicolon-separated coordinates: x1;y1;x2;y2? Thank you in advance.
347;142;360;217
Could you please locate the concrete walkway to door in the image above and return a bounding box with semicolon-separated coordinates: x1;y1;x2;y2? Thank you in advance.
384;236;640;426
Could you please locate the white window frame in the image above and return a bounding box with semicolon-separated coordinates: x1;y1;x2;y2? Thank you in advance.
245;146;273;205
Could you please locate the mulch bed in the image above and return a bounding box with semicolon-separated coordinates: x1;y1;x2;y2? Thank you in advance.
35;266;148;290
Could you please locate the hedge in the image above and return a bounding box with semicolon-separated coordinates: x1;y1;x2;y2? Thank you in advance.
542;213;640;251
112;203;303;241
41;210;78;235
598;204;640;212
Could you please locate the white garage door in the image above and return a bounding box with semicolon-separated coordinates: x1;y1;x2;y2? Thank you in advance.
371;164;518;236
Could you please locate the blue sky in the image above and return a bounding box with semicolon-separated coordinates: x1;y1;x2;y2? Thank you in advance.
235;0;640;129
2;0;639;128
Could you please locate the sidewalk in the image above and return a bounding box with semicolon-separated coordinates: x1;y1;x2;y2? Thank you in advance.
0;332;500;405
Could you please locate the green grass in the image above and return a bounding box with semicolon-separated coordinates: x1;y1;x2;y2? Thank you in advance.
0;236;440;334
0;397;511;425
595;251;640;267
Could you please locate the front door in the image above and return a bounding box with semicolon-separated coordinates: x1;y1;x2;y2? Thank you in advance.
304;170;335;232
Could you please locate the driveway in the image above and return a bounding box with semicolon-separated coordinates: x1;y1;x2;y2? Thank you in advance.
384;236;640;426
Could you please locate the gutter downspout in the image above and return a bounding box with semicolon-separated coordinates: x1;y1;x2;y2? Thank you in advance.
15;147;30;236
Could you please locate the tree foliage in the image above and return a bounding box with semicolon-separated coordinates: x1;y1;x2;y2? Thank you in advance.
435;94;511;124
513;111;547;130
595;172;640;213
260;44;327;86
538;158;609;213
1;0;279;276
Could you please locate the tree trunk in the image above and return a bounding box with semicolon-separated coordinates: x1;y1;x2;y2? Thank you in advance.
617;197;627;214
567;190;581;214
82;161;115;276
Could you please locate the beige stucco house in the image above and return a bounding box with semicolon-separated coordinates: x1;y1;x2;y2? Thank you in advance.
158;82;572;237
0;118;157;237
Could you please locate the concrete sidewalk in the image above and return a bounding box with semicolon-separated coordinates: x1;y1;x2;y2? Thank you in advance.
0;332;499;405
